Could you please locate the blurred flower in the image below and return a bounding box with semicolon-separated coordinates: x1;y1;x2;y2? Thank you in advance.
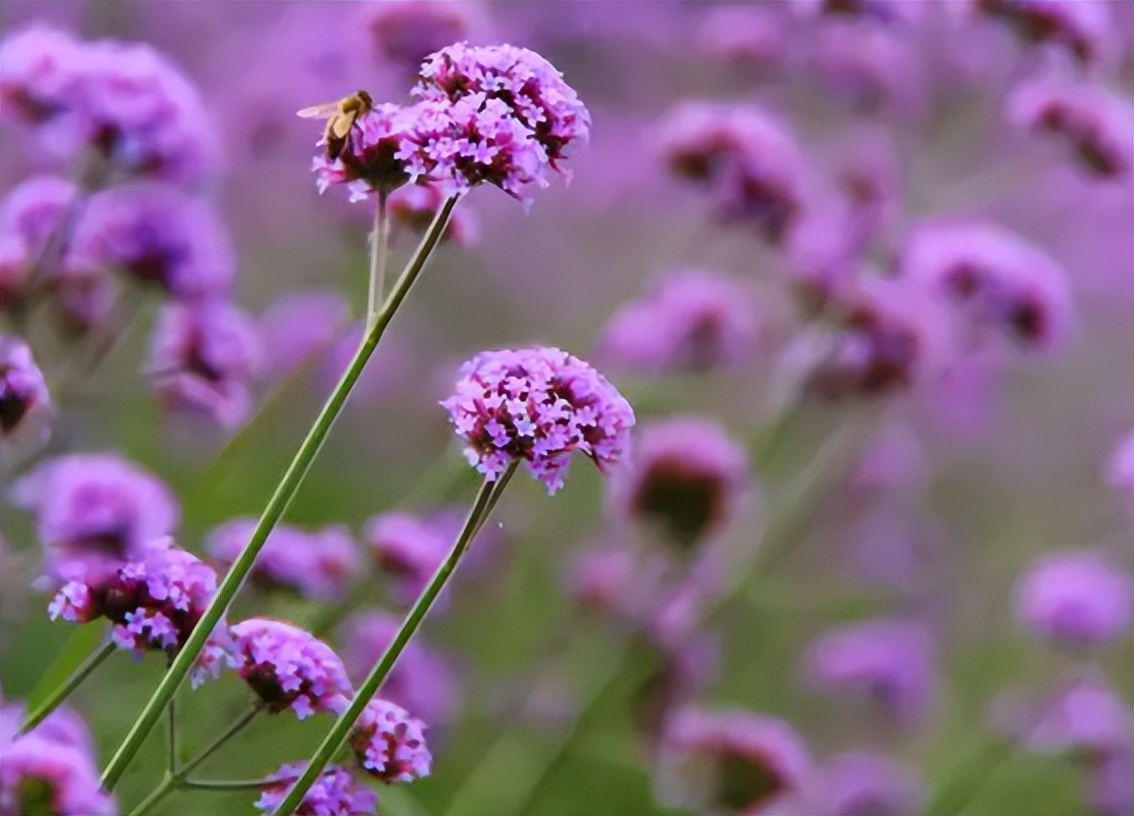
632;634;720;757
206;518;358;602
1008;78;1133;180
255;762;376;816
257;288;352;378
388;182;479;246
1105;431;1133;498
1025;670;1132;760
442;346;636;494
340;610;460;727
0;175;79;312
845;425;927;502
1089;746;1134;816
13;452;179;583
791;0;927;25
1014;551;1132;646
146;299;263;428
567;545;658;619
0;26;84;124
814;21;923;113
366;1;473;70
0;704;94;756
807;751;927;816
349;698;431;783
698;5;786;68
899;221;1071;353
0;335;52;446
969;0;1111;64
229;618;352;719
0;725;115;816
69;184;235;301
804;618;937;724
657;707;810;815
608;416;751;551
362;511;448;608
598;269;759;375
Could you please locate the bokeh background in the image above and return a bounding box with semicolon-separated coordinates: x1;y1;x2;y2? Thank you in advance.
1;2;1131;815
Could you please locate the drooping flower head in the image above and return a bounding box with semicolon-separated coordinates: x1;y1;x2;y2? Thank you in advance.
809;751;927;816
0;335;52;446
229;618;352;719
349;699;432;783
1015;550;1132;647
442;346;635;494
206;518;358;602
254;762;377;816
0;719;116;816
598;270;759;375
0;27;85;124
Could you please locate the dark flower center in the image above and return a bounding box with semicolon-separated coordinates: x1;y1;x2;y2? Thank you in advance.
17;776;59;816
717;749;785;812
632;458;725;548
0;390;29;433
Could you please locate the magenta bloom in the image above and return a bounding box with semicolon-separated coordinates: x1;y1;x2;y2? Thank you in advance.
146;300;263;428
442;346;635;494
658;707;810;815
362;511;449;608
255;762;377;816
971;0;1111;64
598;270;759;375
804;618;937;724
0;732;115;816
350;699;432;783
366;1;472;69
1025;670;1132;760
809;751;927;816
699;5;786;68
0;27;84;124
206;518;358;602
13;452;179;582
313;102;422;200
0;704;94;756
814;22;922;113
229;618;352;719
0;335;51;445
1014;550;1132;646
1089;747;1134;816
257;289;351;378
609;416;751;549
0;175;77;254
388;182;479;246
792;0;926;25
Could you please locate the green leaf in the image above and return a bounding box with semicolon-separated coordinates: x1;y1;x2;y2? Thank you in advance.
27;622;107;710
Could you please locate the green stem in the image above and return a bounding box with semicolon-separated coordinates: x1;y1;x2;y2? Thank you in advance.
17;641;115;738
167;683;178;775
271;463;518;816
183;777;294;791
367;192;390;331
101;194;460;791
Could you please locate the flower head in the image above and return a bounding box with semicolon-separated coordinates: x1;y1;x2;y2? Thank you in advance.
0;176;78;254
1015;551;1132;646
350;699;431;783
809;751;927;816
229;618;352;719
367;1;472;69
0;335;51;445
313;103;422;200
0;732;115;816
1025;670;1132;760
362;511;449;608
442;346;635;494
972;0;1111;64
0;27;84;124
255;762;377;816
388;182;479;245
699;6;786;68
258;288;352;378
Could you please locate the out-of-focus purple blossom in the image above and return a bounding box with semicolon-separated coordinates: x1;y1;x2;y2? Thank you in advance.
814;22;923;113
791;0;927;25
632;634;721;757
229;618;352;720
0;27;84;124
698;5;786;68
804;618;937;724
366;1;473;70
567;545;656;619
0;704;94;756
13;452;179;583
69;184;235;300
657;707;810;815
846;426;927;502
0;175;77;255
0;335;51;445
146;300;263;429
1105;431;1133;498
659;101;807;243
257;288;352;378
206;518;357;602
1089;746;1134;816
312;102;421;200
608;416;751;550
969;0;1111;64
318;320;415;408
1025;670;1132;760
46;262;117;334
1008;78;1133;180
362;511;449;608
442;346;635;494
0;729;115;816
341;610;460;727
349;698;431;783
1014;550;1132;646
254;762;377;816
598;270;759;375
829;125;903;249
388;182;479;246
807;751;927;816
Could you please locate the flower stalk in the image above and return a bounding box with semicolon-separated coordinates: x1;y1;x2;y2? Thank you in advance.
17;639;115;738
366;192;391;330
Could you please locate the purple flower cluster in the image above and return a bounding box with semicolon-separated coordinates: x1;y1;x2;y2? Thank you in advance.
255;762;377;816
0;334;51;446
388;181;479;245
442;346;635;494
970;0;1112;64
808;751;927;816
349;699;431;783
1015;550;1132;647
0;175;80;317
362;511;449;607
366;1;474;71
256;288;352;378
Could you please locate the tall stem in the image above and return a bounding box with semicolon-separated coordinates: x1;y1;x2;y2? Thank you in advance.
366;192;390;331
270;463;518;816
17;641;115;738
101;194;460;791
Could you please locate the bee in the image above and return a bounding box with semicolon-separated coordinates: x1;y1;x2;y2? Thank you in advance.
296;90;374;160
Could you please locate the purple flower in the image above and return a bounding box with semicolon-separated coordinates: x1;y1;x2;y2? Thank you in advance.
349;699;431;783
366;1;473;69
146;300;263;428
0;732;116;816
0;27;84;124
340;611;460;728
229;618;352;719
0;335;51;445
658;707;810;815
362;512;449;608
1089;746;1134;816
1025;670;1132;760
598;270;759;375
255;762;377;816
0;175;78;255
808;751;927;816
1105;431;1133;498
971;0;1111;64
13;452;179;582
791;0;927;25
1014;551;1132;646
608;416;751;550
69;184;235;300
206;518;358;602
388;182;479;246
699;5;786;68
900;221;1071;353
0;704;94;756
804;618;937;724
258;288;352;378
1008;78;1133;180
312;102;422;200
814;21;922;113
442;346;635;494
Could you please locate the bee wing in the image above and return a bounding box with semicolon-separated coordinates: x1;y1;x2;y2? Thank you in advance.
296;101;341;119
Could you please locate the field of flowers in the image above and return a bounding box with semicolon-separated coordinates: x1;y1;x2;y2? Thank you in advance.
1;2;1131;815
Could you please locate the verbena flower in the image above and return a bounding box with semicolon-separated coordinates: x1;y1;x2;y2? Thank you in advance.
1014;551;1132;646
969;0;1111;64
698;5;786;68
442;346;635;494
388;182;479;245
814;21;922;113
0;27;85;124
0;704;95;755
349;699;431;783
257;289;352;378
1024;670;1132;760
362;512;450;608
1089;746;1134;816
0;729;115;816
255;762;377;816
0;176;79;311
312;103;421;200
146;299;263;428
229;618;352;719
0;334;52;445
206;518;358;602
792;0;927;25
366;1;472;70
809;751;927;816
13;453;179;583
657;707;810;815
608;416;751;550
598;270;759;375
